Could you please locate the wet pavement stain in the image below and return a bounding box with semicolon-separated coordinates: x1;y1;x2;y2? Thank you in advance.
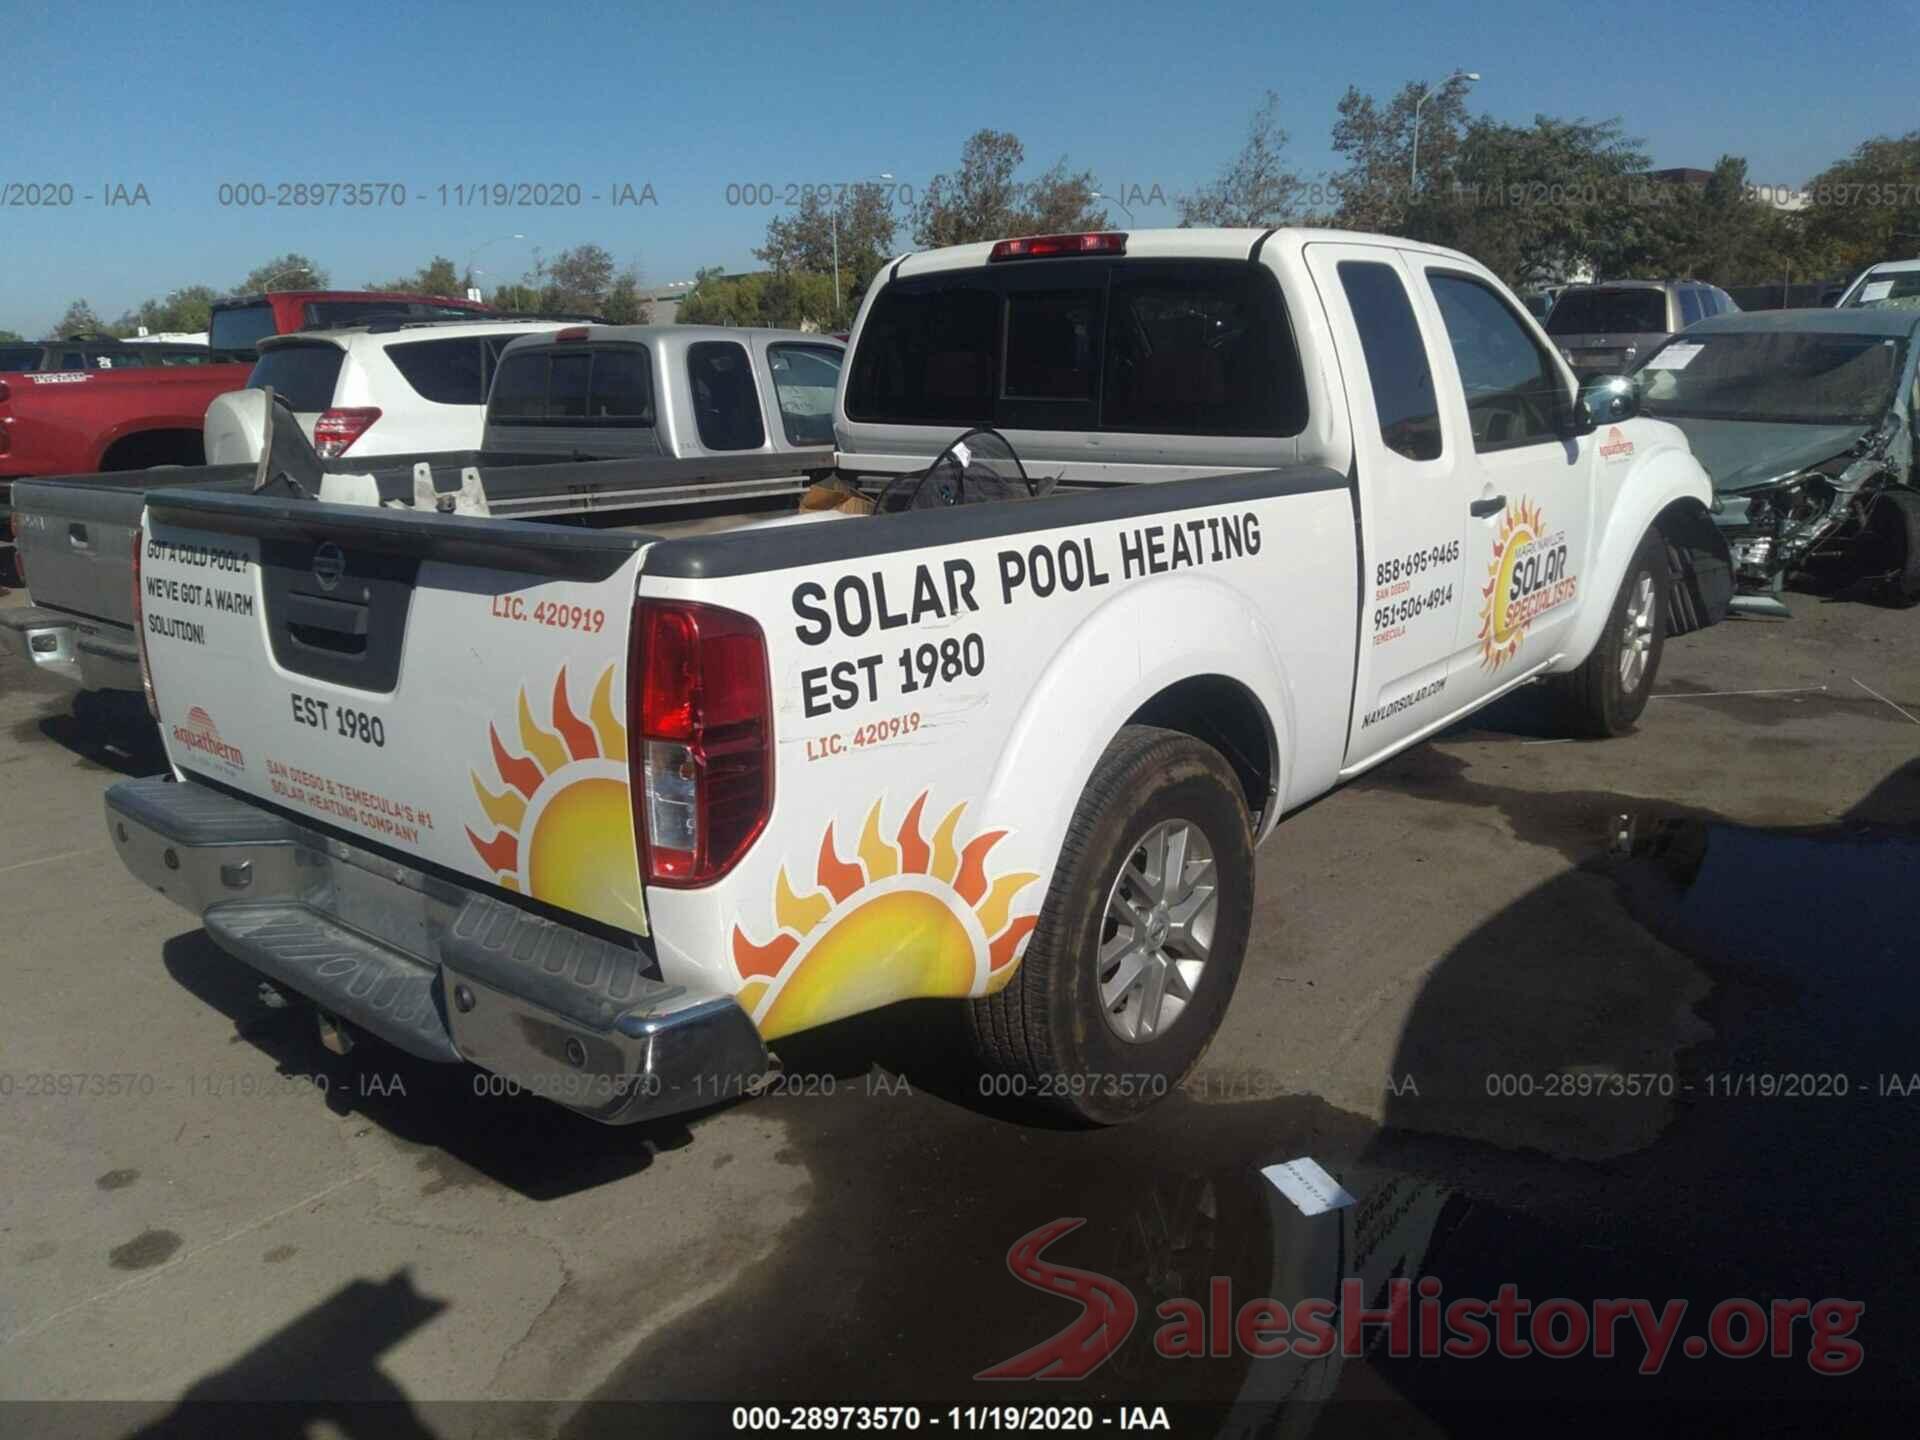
263;1245;298;1264
109;1228;183;1271
95;1168;139;1191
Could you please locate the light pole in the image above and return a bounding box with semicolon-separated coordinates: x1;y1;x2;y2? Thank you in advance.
1410;70;1479;194
832;172;893;321
1090;191;1134;226
464;233;525;295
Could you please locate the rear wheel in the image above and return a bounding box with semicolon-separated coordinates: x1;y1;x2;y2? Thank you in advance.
1553;526;1666;738
968;725;1254;1125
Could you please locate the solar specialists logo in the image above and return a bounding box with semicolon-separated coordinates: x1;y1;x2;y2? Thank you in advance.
171;706;246;773
1477;498;1576;670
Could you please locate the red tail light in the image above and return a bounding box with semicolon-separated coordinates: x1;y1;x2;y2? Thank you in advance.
313;407;381;457
988;232;1128;262
131;526;158;719
0;379;11;403
630;599;772;886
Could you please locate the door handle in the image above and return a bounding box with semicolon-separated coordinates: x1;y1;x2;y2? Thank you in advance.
1469;495;1507;518
68;522;90;548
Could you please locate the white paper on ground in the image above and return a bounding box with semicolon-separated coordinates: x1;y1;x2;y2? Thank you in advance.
1261;1157;1357;1216
1645;342;1703;370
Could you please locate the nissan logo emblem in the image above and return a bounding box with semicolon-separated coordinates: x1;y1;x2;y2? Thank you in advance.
312;542;346;592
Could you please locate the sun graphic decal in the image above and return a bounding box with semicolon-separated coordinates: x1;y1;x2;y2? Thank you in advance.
1476;497;1575;670
730;793;1041;1040
467;664;647;934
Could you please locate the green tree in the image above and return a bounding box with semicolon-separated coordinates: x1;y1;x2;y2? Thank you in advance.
911;130;1107;248
603;270;653;324
372;256;465;297
541;243;616;313
45;300;104;338
487;282;546;314
115;284;219;337
1328;79;1473;233
1412;116;1650;288
757;184;898;307
1799;130;1920;277
239;253;328;292
0;328;23;342
1178;91;1306;227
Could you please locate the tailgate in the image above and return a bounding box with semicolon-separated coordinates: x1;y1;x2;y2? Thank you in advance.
141;489;651;935
12;477;149;627
15;469;254;626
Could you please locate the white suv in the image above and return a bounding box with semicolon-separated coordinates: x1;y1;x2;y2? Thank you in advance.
205;318;567;462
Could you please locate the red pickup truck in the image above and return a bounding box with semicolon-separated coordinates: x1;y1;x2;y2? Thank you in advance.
1;290;495;582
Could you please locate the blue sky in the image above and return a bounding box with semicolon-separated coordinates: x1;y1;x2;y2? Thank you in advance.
4;0;1914;335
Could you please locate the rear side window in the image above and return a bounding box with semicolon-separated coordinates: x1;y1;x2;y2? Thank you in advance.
768;343;843;445
490;345;655;424
248;343;346;412
848;282;998;425
1337;261;1442;461
1427;272;1564;452
386;337;486;405
846;260;1306;436
687;341;766;451
1679;289;1703;326
0;346;42;372
210;303;277;353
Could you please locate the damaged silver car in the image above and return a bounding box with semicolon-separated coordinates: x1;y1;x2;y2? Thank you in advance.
1629;308;1920;613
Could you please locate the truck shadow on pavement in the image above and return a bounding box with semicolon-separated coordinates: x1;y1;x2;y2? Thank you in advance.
11;694;165;778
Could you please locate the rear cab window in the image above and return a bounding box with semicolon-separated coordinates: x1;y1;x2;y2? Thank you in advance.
210;303;279;354
768;343;844;445
1546;288;1669;335
846;258;1307;437
490;343;655;424
1337;260;1443;461
248;343;346;412
0;346;43;372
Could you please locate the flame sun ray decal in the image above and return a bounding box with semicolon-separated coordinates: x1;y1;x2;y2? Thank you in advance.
732;793;1040;1039
467;663;646;933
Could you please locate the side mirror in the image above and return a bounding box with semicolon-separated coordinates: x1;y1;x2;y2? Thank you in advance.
1570;374;1639;436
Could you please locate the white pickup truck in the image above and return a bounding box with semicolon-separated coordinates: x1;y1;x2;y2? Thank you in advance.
105;227;1731;1125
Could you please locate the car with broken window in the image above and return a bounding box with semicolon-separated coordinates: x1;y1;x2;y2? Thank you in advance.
1629;306;1920;610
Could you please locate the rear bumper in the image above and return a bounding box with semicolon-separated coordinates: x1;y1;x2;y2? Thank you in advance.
0;606;141;692
105;776;768;1124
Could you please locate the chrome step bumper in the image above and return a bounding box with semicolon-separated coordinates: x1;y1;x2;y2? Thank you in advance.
105;776;767;1124
0;605;83;687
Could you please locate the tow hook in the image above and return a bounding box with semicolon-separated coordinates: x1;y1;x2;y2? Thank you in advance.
316;1010;356;1056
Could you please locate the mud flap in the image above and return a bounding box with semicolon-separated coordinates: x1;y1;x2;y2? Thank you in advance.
1661;510;1734;634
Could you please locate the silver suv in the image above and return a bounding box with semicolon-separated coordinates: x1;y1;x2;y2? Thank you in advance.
1546;280;1739;377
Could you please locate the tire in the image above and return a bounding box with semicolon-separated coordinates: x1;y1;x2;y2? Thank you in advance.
1554;526;1666;738
967;725;1254;1125
1864;490;1920;608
